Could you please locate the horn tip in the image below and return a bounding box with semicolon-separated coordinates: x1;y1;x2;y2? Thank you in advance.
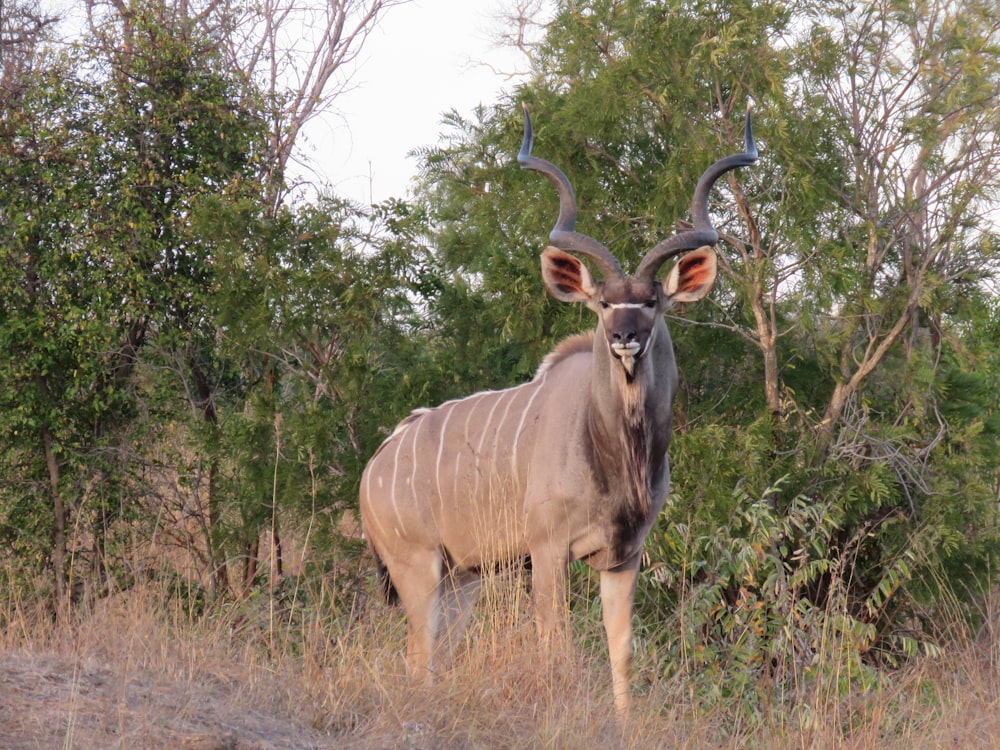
744;107;759;161
518;103;534;166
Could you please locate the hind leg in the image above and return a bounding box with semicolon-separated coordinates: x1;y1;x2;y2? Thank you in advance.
436;568;482;668
382;545;444;683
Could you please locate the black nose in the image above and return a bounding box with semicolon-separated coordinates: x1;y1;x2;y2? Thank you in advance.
613;330;638;344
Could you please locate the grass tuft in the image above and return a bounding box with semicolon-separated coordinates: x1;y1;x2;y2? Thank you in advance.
0;552;998;748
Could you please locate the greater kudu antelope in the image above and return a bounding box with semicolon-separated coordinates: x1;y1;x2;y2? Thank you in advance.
360;106;756;715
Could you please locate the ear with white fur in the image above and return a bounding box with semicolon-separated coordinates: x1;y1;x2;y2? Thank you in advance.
664;247;717;303
541;246;597;303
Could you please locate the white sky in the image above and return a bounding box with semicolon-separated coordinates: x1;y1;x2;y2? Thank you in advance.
49;0;537;206
295;0;533;205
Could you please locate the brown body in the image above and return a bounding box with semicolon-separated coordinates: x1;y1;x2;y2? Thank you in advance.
360;106;756;715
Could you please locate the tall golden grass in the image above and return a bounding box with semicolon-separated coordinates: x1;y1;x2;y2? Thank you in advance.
1;550;998;749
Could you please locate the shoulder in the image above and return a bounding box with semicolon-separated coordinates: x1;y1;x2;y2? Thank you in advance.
534;332;594;379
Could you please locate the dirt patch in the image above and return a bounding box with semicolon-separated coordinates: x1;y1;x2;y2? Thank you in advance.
0;650;337;750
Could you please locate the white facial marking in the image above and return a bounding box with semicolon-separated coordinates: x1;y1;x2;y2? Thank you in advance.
612;341;642;377
611;342;641;356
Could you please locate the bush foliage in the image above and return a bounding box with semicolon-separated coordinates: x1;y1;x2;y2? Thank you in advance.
1;0;999;713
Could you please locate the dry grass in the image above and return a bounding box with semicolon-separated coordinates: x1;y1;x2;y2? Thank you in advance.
1;566;998;749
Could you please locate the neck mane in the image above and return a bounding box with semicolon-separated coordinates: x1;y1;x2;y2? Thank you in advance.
537;329;668;548
587;337;658;540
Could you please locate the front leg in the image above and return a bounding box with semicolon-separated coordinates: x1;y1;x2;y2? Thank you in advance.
600;554;641;717
529;543;569;645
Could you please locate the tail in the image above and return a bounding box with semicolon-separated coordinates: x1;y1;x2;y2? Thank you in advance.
371;545;399;605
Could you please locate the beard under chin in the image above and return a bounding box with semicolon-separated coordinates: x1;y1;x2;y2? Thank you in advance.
611;344;642;376
620;353;637;377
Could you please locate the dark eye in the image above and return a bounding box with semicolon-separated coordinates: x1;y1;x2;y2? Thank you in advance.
599;300;609;309
644;299;656;309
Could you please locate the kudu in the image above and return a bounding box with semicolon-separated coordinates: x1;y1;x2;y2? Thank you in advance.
360;106;756;715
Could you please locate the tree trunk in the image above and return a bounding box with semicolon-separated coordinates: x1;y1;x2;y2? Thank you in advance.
749;281;782;418
40;426;67;607
817;292;919;458
241;534;260;594
207;453;229;597
271;517;283;582
190;355;229;597
726;164;783;421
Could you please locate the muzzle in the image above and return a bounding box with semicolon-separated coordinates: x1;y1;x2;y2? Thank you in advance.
610;340;643;377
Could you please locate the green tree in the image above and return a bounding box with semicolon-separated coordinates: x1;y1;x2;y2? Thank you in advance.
0;5;266;605
410;0;1000;687
0;0;415;604
98;0;416;597
150;194;435;596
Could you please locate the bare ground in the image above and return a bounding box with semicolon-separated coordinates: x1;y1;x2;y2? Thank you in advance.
0;649;336;750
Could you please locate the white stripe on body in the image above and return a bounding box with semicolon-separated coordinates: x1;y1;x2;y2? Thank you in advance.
455;394;482;510
511;373;547;483
370;376;548;546
363;456;391;543
472;392;505;503
490;386;520;492
434;404;455;516
407;413;422;505
389;420;415;536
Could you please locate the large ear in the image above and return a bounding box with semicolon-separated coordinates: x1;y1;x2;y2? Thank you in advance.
664;246;717;303
541;246;597;303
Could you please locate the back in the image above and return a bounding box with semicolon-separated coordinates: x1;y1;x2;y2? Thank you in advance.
360;341;594;568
